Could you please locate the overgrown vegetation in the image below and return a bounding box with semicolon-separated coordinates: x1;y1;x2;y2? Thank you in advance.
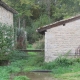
0;23;13;60
3;0;80;43
13;76;30;80
1;54;80;80
0;23;80;80
41;57;80;80
0;0;80;80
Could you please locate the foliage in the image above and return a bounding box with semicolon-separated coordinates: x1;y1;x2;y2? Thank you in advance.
30;39;44;66
0;23;13;60
32;38;44;49
3;0;80;43
41;57;80;80
13;76;30;80
23;66;41;72
27;14;52;43
52;0;80;20
55;57;74;66
27;39;45;66
3;0;39;17
26;55;44;66
42;57;74;70
16;28;27;49
52;62;80;80
27;44;37;55
0;67;9;80
1;56;80;80
9;50;27;61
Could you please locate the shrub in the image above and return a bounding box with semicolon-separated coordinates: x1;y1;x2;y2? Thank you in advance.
32;38;44;49
13;76;30;80
30;38;44;66
25;55;44;67
42;62;56;70
42;57;74;70
55;57;74;66
0;23;13;60
9;50;28;61
0;67;9;80
74;58;80;63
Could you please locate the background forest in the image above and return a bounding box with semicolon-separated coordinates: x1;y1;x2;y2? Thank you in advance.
3;0;80;44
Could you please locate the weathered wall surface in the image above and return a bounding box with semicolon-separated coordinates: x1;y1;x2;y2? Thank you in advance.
0;6;13;26
45;19;80;62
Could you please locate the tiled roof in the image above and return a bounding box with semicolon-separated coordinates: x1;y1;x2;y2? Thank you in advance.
37;14;80;34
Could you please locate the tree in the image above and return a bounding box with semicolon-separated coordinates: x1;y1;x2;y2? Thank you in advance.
3;0;80;44
52;0;80;20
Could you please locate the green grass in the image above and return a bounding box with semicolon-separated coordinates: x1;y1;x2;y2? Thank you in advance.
51;59;80;80
0;43;43;80
23;66;42;72
54;63;80;80
13;76;30;80
52;63;80;74
0;67;9;80
41;57;80;80
57;71;80;80
27;44;37;55
0;60;42;80
1;49;80;80
0;53;43;80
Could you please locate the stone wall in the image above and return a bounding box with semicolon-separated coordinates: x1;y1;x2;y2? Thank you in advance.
0;6;13;26
45;19;80;62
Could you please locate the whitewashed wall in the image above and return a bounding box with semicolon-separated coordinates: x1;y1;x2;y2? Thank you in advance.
45;19;80;62
0;6;13;26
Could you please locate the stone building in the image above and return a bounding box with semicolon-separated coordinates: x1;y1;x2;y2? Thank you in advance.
37;14;80;62
0;0;17;26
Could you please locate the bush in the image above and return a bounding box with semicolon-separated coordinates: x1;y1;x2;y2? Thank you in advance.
32;38;44;49
13;76;30;80
42;57;74;70
74;58;80;63
9;50;28;61
55;57;74;66
0;23;14;60
42;62;56;70
25;55;44;67
0;67;9;80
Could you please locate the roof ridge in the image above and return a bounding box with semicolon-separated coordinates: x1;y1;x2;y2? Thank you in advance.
37;14;80;34
0;0;18;14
